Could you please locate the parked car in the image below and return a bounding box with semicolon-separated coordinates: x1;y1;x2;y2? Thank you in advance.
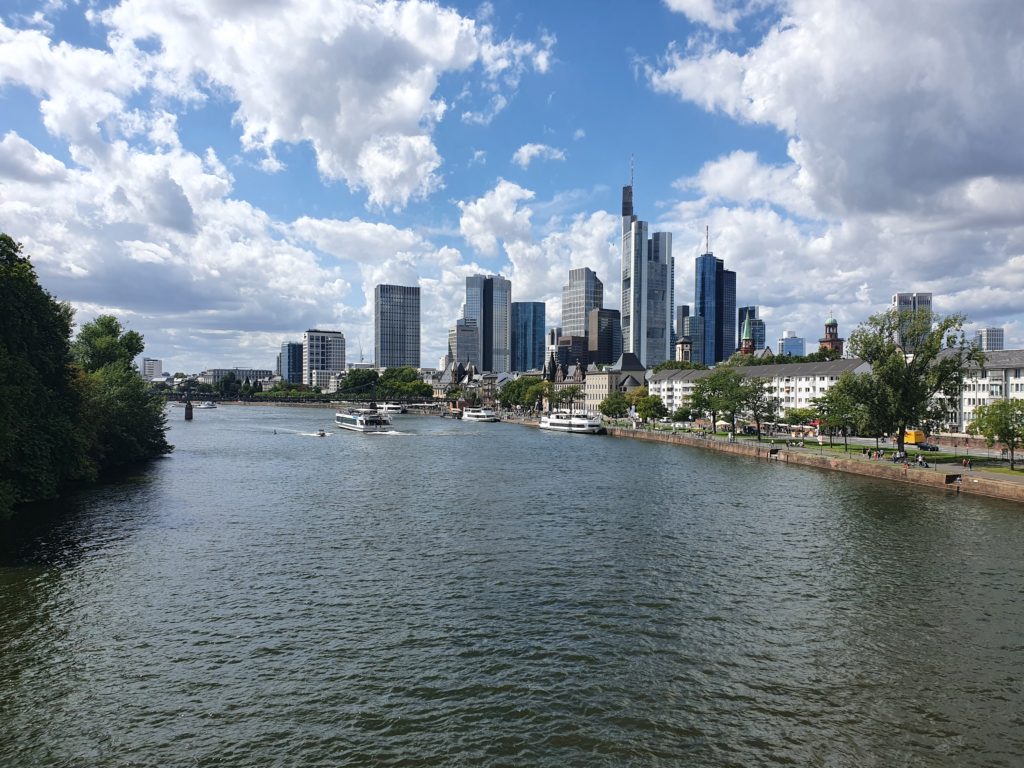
918;442;939;451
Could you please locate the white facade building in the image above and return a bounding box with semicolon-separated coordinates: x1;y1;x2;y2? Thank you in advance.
302;329;345;387
958;349;1024;430
141;357;162;379
648;359;871;416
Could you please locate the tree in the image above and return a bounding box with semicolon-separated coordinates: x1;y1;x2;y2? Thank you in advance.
524;381;549;411
783;407;816;426
849;309;983;453
812;373;859;449
635;395;668;424
671;406;694;423
498;376;538;408
73;315;171;473
652;359;708;373
741;377;778;441
691;368;745;433
71;314;144;372
1;235;89;517
968;400;1024;470
550;384;583;411
338;369;379;399
599;391;629;418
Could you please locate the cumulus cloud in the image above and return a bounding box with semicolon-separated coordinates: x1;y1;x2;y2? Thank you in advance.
662;0;744;31
511;143;566;169
458;179;535;256
0;131;67;183
649;0;1024;346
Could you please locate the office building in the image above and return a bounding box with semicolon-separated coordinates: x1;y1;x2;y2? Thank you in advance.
141;357;162;380
280;342;303;384
374;284;420;368
778;330;805;357
974;327;1005;352
674;305;690;347
302;329;345;386
588;308;622;366
694;250;736;365
681;315;705;367
620;183;674;368
448;318;479;368
892;292;933;351
561;267;603;338
465;274;512;372
511;301;546;372
737;306;766;352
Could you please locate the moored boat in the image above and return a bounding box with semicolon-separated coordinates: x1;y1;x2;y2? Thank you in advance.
335;409;393;433
462;407;500;422
377;403;407;415
538;411;603;434
193;401;217;409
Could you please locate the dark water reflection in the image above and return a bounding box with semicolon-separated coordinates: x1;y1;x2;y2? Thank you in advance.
2;405;1022;766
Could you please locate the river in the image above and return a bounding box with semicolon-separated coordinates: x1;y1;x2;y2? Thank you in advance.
2;405;1022;766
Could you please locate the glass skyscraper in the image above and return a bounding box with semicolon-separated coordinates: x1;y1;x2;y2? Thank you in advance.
280;341;304;384
561;267;603;338
511;301;546;372
738;306;766;351
374;284;420;368
620;184;674;368
694;251;736;365
465;274;512;373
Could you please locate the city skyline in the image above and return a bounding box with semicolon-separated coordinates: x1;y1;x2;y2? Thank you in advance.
1;1;1022;373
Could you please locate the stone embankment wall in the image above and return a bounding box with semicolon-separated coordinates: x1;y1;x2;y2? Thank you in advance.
605;428;1024;505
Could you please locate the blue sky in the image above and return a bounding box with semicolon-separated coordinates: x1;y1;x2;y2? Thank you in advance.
2;0;1022;373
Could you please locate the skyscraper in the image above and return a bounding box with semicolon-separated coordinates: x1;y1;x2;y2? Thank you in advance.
974;327;1004;351
561;267;603;338
892;292;933;351
280;341;303;384
738;306;766;351
464;274;512;372
511;301;546;372
694;250;736;365
448;318;479;368
682;315;705;366
778;330;805;357
588;308;622;366
374;284;420;368
302;329;345;386
620;183;674;368
674;304;690;347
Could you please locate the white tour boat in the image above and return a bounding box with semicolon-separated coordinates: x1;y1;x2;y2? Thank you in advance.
335;409;394;433
462;407;500;422
377;403;407;415
193;401;217;409
538;411;603;434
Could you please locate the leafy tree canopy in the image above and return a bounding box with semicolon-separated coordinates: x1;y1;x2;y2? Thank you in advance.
968;400;1024;470
652;359;708;373
72;314;144;373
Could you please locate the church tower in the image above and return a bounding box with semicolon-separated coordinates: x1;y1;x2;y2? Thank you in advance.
818;314;844;356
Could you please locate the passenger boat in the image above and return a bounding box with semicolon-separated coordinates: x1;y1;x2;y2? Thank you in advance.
193;401;217;409
377;403;407;415
462;407;500;422
335;409;393;433
538;411;603;434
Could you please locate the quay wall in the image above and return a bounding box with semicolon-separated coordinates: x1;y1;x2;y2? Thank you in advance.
605;428;1024;505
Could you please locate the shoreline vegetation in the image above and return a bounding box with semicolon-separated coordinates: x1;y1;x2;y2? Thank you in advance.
1;235;171;521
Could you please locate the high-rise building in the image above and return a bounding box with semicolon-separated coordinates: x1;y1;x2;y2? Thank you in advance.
141;357;162;380
561;267;603;338
448;318;479;368
674;304;690;347
588;308;622;366
511;302;546;372
694;250;736;365
738;306;766;352
891;292;933;351
974;327;1004;351
620;184;674;368
778;330;805;357
374;284;420;369
302;329;345;386
464;274;512;372
280;342;303;384
682;315;705;366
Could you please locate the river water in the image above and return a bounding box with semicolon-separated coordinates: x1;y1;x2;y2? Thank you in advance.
2;405;1022;766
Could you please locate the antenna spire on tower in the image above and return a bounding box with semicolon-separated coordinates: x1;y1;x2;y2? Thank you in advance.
630;153;634;187
706;224;710;254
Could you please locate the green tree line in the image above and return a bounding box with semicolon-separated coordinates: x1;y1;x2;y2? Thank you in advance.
1;235;171;519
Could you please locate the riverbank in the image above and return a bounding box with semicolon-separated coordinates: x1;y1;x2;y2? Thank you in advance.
603;427;1024;505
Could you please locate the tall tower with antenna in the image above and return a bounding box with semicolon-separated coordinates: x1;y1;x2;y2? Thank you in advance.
619;160;674;368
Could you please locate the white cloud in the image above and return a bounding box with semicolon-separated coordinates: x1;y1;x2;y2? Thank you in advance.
458;179;535;256
572;128;586;141
662;0;744;31
511;143;566;169
649;0;1024;346
0;131;67;183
